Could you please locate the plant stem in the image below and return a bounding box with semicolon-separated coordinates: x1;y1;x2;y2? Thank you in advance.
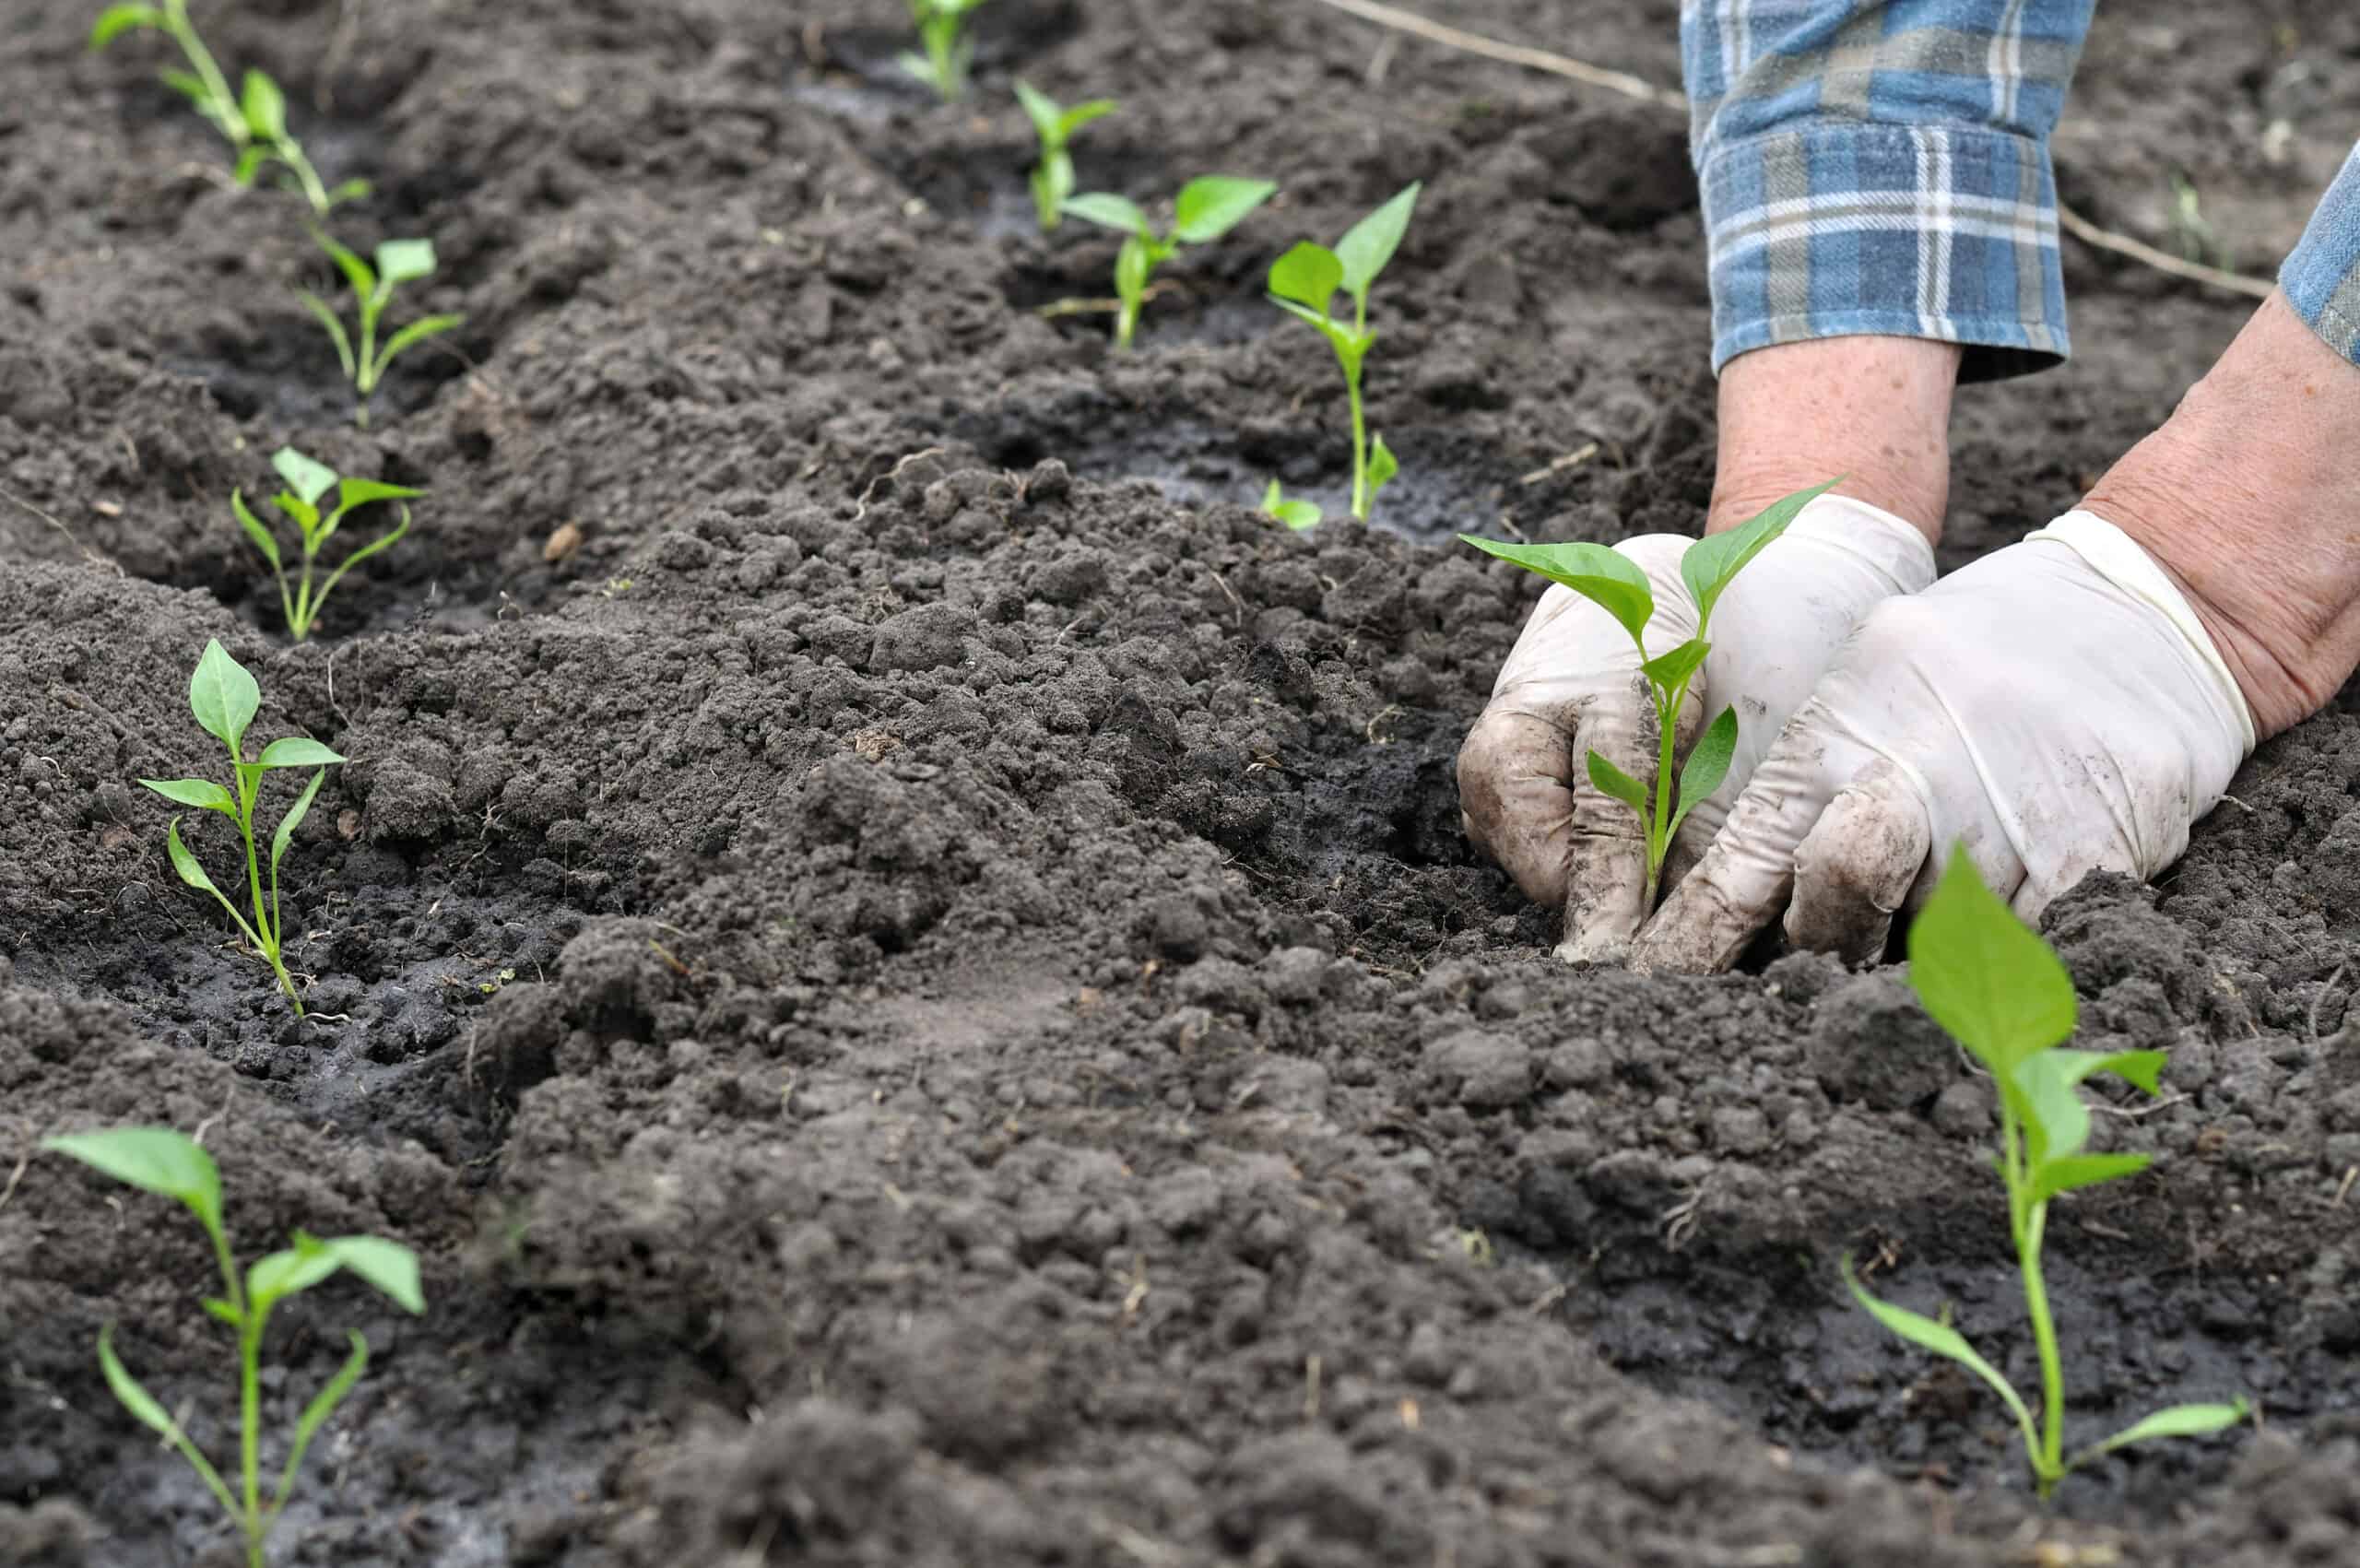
163;0;244;148
2020;1200;2066;1493
1346;361;1368;520
241;1315;264;1562
1645;685;1678;905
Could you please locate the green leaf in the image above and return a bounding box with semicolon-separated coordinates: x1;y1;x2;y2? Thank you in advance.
2079;1399;2249;1465
1366;434;1399;501
231;490;283;570
273;1330;370;1515
138;777;237;813
1681;478;1836;633
90;5;165;47
1268;242;1344;314
1115;232;1153;304
96;1324;242;1520
1640;637;1710;698
310;230;375;299
335;477;426;512
1906;844;2077;1081
317;1235;426;1314
1457;537;1654;651
295;289;357;379
1061;192;1151;236
1260;479;1321;531
41;1128;223;1235
240;69;287;142
1171;176;1276;244
271;447;338;507
1841;1255;2040;1461
1335;182;1421;303
1012;79;1062;145
164;817;253;943
323;177;372;209
2028;1151;2154;1206
257;737;344;771
158;66;212;108
188;638;261;752
271;769;328;885
1672;705;1740;832
2052;1048;2168;1096
370;312;466;383
232;143;271;186
2009;1043;2094;1167
248;1238;346;1313
1587;748;1648;817
1268;295;1361;359
310;507;411;615
374;238;438;285
1060;99;1116;138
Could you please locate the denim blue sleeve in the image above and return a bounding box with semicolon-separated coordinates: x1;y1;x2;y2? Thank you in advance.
1682;0;2094;382
2283;145;2360;366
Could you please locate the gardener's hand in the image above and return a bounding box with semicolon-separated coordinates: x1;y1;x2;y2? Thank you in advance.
1458;494;1936;961
1634;513;2257;973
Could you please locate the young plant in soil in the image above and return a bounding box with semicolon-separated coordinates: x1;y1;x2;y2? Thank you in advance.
1267;183;1421;523
1013;80;1115;232
41;1126;423;1568
297;234;465;428
235;447;421;642
138;640;342;1015
1061;176;1278;349
92;2;368;217
900;0;988;101
1458;481;1832;903
1260;478;1321;531
1845;847;2248;1498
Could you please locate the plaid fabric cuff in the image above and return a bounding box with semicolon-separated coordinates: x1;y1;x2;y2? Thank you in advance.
1700;123;2069;383
2282;142;2360;366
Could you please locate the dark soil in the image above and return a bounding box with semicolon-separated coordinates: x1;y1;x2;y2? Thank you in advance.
6;0;2360;1564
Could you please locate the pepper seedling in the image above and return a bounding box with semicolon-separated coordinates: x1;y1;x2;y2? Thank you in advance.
234;448;421;642
92;2;368;217
297;234;465;428
1260;478;1321;531
1060;177;1277;349
900;0;988;102
1459;481;1833;905
1013;80;1115;232
1845;847;2248;1496
138;640;342;1014
1267;183;1421;523
41;1126;423;1568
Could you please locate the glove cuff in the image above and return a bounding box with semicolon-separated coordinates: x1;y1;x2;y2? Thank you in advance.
2027;510;2259;753
1788;494;1940;596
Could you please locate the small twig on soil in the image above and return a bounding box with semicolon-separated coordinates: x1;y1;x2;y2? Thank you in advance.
0;1150;29;1214
853;447;946;522
1;486;121;573
1207;570;1246;628
2092;1091;2189;1119
2056;204;2276;301
1300;0;1682;106
1311;0;2282;302
2310;961;2348;1042
190;1079;235;1149
1365;33;1398;86
1518;442;1599;487
2334;1166;2356;1208
2217;794;2254;814
1034;280;1184;320
1302;1353;1323;1423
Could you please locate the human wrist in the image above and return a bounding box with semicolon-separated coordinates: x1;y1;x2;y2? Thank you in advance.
1710;335;1962;544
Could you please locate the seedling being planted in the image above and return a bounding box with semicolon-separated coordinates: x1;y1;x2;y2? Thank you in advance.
92;2;368;217
235;447;420;642
901;0;988;101
42;1126;423;1568
1013;80;1115;232
139;640;342;1014
297;234;465;427
1061;176;1278;349
1267;183;1421;523
1845;848;2248;1497
1260;478;1321;531
1459;482;1833;904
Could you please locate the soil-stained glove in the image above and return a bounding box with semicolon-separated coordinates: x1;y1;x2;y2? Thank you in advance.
1634;511;2258;973
1457;496;1936;961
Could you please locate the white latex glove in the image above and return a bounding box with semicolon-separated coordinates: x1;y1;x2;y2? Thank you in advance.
1634;511;2257;973
1457;495;1937;961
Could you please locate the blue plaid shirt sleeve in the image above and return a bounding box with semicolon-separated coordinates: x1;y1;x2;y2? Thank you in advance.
2283;145;2360;364
1681;0;2093;382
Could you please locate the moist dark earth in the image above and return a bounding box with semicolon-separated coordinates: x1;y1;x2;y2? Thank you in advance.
4;0;2359;1563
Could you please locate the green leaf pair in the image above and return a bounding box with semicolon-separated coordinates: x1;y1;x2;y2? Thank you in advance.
137;640;343;1014
1265;183;1419;525
1458;480;1833;904
1846;849;2248;1496
93;1;367;218
898;0;991;102
298;233;465;429
233;447;421;641
1062;176;1278;349
1260;478;1322;532
1014;81;1115;233
43;1126;422;1568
